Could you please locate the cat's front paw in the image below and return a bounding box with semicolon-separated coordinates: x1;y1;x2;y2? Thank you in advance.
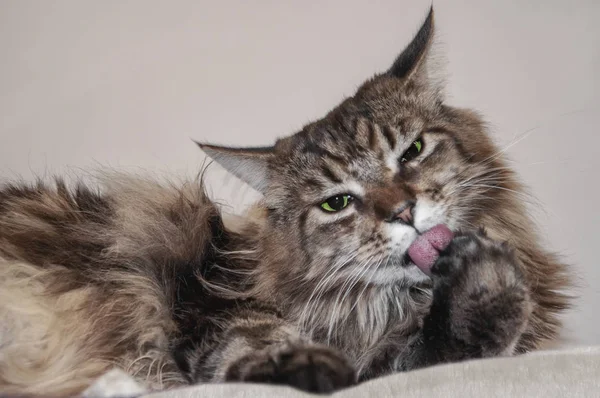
426;230;532;357
225;344;356;394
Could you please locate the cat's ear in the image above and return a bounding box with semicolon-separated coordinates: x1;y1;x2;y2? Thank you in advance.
196;142;273;193
387;7;439;90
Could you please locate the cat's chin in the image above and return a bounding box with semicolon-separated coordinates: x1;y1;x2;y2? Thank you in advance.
363;262;431;286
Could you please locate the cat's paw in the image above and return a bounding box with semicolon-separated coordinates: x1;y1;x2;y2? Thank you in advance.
225;344;356;394
426;230;532;357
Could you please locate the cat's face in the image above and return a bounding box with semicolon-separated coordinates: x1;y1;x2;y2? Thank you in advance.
200;9;508;289
261;83;501;288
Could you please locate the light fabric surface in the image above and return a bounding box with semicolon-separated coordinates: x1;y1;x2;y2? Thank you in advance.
85;346;600;398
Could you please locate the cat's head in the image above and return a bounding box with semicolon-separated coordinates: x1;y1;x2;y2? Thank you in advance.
199;8;513;289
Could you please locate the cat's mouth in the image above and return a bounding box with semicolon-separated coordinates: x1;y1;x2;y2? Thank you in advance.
401;252;414;268
402;224;453;276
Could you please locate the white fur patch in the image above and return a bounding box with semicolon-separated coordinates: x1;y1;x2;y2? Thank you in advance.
367;265;429;285
82;369;145;398
413;198;446;232
387;223;418;252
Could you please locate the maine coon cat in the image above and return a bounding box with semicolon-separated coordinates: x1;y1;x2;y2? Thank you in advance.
0;8;570;396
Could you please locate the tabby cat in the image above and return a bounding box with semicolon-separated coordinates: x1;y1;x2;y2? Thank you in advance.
0;8;570;396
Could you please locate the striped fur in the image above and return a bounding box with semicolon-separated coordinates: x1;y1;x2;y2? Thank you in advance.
0;8;570;396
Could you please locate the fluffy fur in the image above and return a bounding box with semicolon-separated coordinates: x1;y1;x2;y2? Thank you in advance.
0;8;570;396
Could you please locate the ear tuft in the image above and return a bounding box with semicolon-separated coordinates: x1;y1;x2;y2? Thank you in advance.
387;7;435;82
195;141;273;193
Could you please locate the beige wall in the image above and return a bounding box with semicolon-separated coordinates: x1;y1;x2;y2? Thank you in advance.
1;1;599;346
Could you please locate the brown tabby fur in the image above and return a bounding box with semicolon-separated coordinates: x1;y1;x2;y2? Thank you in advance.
0;8;570;397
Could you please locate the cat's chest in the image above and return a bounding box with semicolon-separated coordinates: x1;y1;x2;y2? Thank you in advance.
308;286;431;369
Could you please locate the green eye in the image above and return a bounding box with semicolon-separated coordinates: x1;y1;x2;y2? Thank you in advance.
400;138;424;163
414;140;422;152
320;194;352;212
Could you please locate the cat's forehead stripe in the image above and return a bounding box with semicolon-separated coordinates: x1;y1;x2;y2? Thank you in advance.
320;165;343;184
380;125;398;150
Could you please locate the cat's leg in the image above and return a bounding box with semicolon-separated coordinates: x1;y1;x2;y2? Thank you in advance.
395;230;533;371
174;307;356;394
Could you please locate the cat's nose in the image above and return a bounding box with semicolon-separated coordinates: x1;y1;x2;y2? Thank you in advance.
387;202;414;225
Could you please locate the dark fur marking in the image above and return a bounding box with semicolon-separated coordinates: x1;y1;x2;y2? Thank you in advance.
320;165;343;184
381;126;397;150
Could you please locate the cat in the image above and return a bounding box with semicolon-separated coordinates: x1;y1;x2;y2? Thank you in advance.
0;8;570;396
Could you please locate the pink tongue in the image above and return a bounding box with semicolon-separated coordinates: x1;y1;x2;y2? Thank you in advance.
408;224;453;275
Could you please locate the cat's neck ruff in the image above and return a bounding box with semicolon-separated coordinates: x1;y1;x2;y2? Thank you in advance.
290;281;431;366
